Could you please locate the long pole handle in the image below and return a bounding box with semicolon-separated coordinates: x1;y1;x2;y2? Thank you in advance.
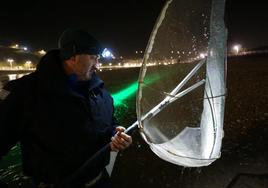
125;121;139;134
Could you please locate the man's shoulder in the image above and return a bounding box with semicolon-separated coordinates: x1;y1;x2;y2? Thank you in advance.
2;72;37;93
0;73;38;102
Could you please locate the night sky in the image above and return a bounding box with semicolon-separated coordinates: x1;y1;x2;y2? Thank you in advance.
0;0;267;57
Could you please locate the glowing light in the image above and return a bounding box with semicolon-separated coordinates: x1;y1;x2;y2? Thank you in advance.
112;82;138;107
233;44;241;54
112;73;162;107
101;48;114;58
25;61;32;69
25;60;32;64
200;53;206;59
7;58;14;63
103;50;111;57
7;58;14;69
38;49;46;55
23;47;28;51
10;44;19;49
8;74;17;80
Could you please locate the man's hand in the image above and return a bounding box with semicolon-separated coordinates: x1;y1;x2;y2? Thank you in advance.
110;126;132;152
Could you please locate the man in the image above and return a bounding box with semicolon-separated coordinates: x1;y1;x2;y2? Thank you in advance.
0;28;132;188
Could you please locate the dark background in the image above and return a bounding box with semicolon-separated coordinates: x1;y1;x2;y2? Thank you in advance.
0;0;267;56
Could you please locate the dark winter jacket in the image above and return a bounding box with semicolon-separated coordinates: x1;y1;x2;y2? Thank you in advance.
0;49;116;185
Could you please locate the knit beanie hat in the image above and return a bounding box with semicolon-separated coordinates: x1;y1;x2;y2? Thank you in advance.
58;28;103;60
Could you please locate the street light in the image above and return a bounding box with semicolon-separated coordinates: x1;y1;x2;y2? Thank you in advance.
233;44;241;54
199;53;206;59
7;58;14;69
10;44;19;49
38;49;46;55
101;48;115;59
25;60;32;69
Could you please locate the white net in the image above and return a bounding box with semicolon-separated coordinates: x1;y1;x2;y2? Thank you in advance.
136;0;227;167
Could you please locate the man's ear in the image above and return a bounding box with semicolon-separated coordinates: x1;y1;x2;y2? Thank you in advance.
64;55;76;64
63;56;76;75
70;55;76;62
65;56;76;66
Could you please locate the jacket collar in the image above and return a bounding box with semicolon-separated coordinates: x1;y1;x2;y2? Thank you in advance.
36;49;104;97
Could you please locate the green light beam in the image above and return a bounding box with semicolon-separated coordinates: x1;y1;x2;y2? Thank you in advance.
111;81;138;107
111;72;163;107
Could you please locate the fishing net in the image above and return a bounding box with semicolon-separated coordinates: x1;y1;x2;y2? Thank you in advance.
136;0;227;167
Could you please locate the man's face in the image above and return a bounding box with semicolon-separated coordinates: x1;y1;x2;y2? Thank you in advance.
71;54;99;81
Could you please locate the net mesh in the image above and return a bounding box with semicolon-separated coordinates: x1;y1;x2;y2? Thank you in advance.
137;0;226;167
